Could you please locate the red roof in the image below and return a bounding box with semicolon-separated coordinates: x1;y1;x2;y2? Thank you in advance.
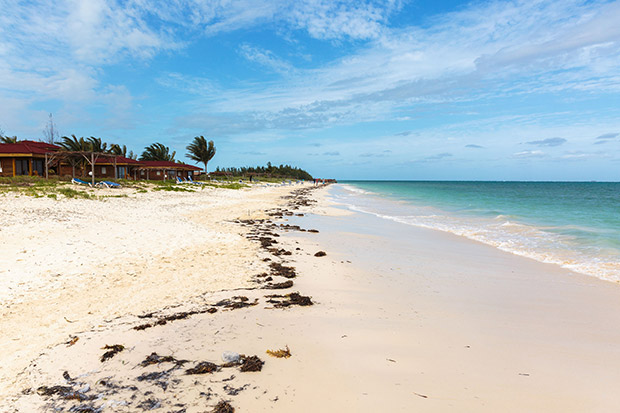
95;156;142;165
0;140;60;154
139;161;201;170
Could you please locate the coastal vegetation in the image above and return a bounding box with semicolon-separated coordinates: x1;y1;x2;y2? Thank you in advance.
186;136;216;173
213;162;312;180
139;142;176;161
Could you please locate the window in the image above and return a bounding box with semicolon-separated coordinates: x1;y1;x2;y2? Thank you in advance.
0;160;3;173
117;166;126;178
32;159;44;176
101;166;107;174
156;171;161;176
15;159;29;175
140;170;145;175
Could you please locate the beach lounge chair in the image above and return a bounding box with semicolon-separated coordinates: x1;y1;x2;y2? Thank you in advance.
176;176;187;184
187;176;205;185
72;178;91;187
99;181;121;188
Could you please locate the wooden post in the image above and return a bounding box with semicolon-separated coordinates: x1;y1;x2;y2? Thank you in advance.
45;153;48;179
114;156;117;179
91;152;95;186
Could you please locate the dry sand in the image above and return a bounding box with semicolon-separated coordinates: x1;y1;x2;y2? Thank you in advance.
0;183;309;408
3;183;620;412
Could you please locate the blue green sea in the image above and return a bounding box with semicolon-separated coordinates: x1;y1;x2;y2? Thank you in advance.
334;181;620;282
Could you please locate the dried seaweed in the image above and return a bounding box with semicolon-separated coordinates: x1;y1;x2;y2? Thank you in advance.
137;398;161;410
186;361;218;375
223;384;249;396
66;336;79;347
314;251;326;257
265;292;313;308
265;280;294;290
212;400;235;413
136;371;169;382
269;262;296;279
133;307;217;331
140;352;186;367
266;346;291;358
215;296;258;310
239;355;264;372
37;385;73;396
100;344;124;362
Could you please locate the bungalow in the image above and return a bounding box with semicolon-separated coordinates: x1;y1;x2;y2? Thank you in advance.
58;155;142;180
136;161;201;181
0;140;60;177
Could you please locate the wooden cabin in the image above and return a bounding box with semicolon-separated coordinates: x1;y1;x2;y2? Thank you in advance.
136;161;201;181
0;140;60;177
58;155;142;180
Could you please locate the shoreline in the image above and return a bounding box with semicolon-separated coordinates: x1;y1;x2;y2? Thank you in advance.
4;183;620;411
334;181;620;284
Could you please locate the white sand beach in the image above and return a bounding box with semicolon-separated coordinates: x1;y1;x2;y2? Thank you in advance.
3;183;620;412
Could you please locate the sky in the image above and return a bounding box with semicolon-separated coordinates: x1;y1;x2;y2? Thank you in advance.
1;0;620;180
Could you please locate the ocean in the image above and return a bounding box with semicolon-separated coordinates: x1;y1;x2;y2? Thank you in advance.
333;181;620;282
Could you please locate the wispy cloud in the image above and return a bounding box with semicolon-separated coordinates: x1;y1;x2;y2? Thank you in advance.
465;144;484;148
238;44;295;74
526;137;566;147
167;0;620;134
424;152;452;161
514;150;547;159
594;132;619;144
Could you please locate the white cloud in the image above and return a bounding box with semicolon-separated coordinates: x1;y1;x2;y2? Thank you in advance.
238;44;295;74
514;150;546;159
167;0;620;133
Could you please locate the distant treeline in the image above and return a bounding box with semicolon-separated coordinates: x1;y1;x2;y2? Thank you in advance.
213;162;313;180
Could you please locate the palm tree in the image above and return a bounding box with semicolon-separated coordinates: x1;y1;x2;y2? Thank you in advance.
186;136;216;173
58;135;90;151
58;135;92;177
110;144;137;159
139;143;176;161
87;137;109;153
0;136;19;144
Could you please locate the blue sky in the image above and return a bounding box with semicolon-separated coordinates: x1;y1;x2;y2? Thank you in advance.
1;0;620;180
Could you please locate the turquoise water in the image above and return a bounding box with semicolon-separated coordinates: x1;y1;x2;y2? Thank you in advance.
334;181;620;282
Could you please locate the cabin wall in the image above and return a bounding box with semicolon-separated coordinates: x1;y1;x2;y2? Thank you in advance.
58;164;133;179
0;157;43;177
0;158;15;177
137;169;195;181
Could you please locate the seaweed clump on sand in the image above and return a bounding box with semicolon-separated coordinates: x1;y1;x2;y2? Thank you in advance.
314;251;326;257
186;361;218;375
265;292;313;308
269;262;297;279
212;400;235;413
265;280;294;290
133;307;218;331
140;352;187;367
239;355;264;372
215;296;258;310
36;385;73;396
266;346;291;358
100;344;124;362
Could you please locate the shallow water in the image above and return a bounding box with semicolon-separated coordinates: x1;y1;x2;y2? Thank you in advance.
333;181;620;282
